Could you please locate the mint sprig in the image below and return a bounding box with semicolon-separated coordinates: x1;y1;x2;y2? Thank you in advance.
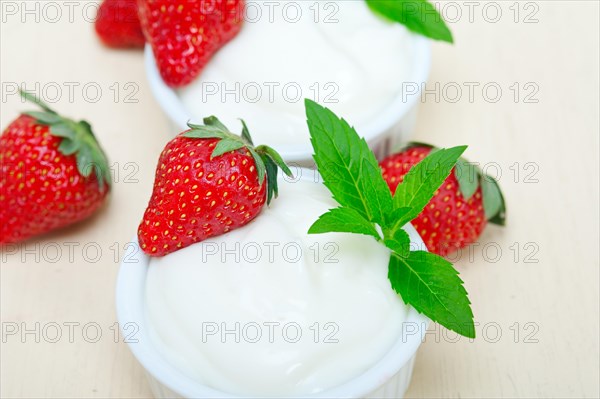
306;101;392;226
305;99;474;338
365;0;453;43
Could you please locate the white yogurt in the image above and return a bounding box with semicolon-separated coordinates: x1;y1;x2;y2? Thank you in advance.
178;0;416;152
145;176;410;396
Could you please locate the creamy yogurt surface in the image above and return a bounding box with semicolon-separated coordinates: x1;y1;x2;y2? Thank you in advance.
145;176;411;396
178;0;416;153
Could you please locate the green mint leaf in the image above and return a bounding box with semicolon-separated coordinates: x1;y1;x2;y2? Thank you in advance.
211;139;245;159
393;146;467;226
305;99;391;225
365;0;453;43
454;158;480;200
358;158;393;226
388;206;412;227
308;207;381;241
383;227;411;258
389;251;475;338
481;175;506;225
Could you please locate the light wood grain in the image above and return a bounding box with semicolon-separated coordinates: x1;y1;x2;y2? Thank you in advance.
1;1;598;398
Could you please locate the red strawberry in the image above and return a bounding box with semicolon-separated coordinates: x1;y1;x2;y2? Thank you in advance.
138;117;291;256
137;0;244;87
0;92;111;244
380;144;505;257
95;0;145;48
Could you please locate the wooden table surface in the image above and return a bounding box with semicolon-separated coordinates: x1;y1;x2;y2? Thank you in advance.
1;1;599;398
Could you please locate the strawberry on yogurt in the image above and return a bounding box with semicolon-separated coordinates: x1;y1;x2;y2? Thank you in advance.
178;0;419;152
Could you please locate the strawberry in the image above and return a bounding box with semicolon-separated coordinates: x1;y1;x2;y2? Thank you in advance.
137;0;244;87
95;0;145;48
380;143;505;257
138;117;291;256
0;92;111;244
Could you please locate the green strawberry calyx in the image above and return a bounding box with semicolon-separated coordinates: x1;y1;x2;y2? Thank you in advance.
404;142;506;226
19;90;111;191
184;117;293;205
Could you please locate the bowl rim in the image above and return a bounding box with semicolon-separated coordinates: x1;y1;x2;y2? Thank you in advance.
144;33;431;162
116;171;430;398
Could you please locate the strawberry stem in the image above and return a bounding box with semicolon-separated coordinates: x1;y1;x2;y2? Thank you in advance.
184;117;292;205
19;89;56;114
19;90;111;191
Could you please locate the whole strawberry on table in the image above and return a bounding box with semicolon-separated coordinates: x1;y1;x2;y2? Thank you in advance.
0;92;111;244
138;117;291;256
95;0;145;48
380;143;506;257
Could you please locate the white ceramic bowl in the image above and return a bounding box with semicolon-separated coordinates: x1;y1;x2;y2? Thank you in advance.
144;35;431;166
116;169;430;398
